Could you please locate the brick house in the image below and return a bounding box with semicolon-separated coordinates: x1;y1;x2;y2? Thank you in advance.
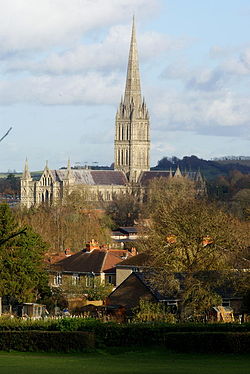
50;240;135;288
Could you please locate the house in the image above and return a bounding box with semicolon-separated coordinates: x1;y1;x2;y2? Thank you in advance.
107;272;177;311
111;226;140;249
51;239;135;288
108;266;246;320
115;252;151;286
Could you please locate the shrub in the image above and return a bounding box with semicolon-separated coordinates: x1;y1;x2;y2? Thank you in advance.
0;331;95;352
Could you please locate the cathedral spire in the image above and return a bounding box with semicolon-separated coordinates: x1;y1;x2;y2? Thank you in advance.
66;158;73;180
22;157;31;180
124;16;141;107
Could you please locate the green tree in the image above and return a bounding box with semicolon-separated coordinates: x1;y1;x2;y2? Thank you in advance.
140;178;249;319
0;204;49;306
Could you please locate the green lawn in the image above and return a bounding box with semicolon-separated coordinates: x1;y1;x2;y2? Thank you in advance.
0;349;249;374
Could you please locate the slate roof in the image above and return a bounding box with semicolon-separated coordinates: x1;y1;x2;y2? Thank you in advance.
51;170;128;186
107;272;166;308
139;171;171;186
117;252;151;267
119;227;138;234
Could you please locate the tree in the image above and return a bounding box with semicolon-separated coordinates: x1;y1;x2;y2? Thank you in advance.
16;191;111;252
140;178;249;319
0;204;48;306
61;276;113;301
106;191;141;227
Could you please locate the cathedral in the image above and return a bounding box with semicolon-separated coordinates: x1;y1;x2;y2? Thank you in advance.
21;19;204;208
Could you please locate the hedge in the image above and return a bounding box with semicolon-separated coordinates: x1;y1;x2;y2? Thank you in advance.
0;331;95;352
0;318;249;333
0;330;249;353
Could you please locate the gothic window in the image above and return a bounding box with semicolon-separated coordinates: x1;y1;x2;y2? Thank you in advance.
121;149;124;165
126;149;129;165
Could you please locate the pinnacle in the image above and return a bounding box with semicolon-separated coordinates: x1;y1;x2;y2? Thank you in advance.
124;17;142;107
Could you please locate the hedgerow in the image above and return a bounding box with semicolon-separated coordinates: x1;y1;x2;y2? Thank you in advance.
0;318;249;332
0;331;94;352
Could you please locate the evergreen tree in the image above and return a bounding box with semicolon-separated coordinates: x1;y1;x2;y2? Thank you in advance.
0;204;48;305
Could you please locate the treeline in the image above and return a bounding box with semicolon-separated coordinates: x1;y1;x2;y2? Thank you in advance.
153;155;250;179
0;173;20;195
16;193;112;252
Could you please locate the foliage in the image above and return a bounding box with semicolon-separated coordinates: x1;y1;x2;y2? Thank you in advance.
16;192;111;252
61;276;114;301
133;299;176;323
180;276;222;321
38;286;68;313
139;178;249;318
0;326;249;353
154;155;250;180
0;204;48;304
105;191;141;227
0;173;20;195
0;331;94;352
0;317;249;332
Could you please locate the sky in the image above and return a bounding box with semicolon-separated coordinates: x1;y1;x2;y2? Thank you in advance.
0;0;250;172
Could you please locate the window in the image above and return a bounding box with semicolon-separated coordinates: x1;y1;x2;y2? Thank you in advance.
108;275;113;284
72;274;80;285
54;273;62;286
86;275;92;287
131;267;139;272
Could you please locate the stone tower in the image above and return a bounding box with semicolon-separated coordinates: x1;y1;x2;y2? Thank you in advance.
20;158;34;208
114;17;150;183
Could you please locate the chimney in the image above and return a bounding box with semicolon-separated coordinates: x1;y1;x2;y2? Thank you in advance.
131;247;137;256
86;239;100;252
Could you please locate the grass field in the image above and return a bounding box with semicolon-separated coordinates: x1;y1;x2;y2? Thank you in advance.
0;349;249;374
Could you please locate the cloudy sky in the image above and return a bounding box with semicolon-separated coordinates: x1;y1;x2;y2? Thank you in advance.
0;0;250;172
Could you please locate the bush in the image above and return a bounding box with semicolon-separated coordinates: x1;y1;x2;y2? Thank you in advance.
0;319;249;353
0;317;249;333
0;331;94;352
162;332;250;354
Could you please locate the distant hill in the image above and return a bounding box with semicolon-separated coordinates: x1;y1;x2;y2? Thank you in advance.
216;159;250;167
152;155;250;180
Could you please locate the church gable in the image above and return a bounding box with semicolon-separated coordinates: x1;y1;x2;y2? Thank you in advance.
38;164;55;187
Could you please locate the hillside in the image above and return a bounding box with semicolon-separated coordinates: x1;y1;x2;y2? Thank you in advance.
152;155;250;180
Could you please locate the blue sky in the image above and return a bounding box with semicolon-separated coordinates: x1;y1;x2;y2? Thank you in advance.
0;0;250;172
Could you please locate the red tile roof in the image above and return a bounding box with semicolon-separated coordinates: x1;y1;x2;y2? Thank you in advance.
53;247;133;274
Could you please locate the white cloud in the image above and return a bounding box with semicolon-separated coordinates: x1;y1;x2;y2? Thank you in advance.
0;73;122;105
152;90;250;134
0;0;160;54
3;25;179;75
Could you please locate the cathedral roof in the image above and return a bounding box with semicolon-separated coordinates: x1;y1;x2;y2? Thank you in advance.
139;170;204;186
51;169;128;186
139;171;172;186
